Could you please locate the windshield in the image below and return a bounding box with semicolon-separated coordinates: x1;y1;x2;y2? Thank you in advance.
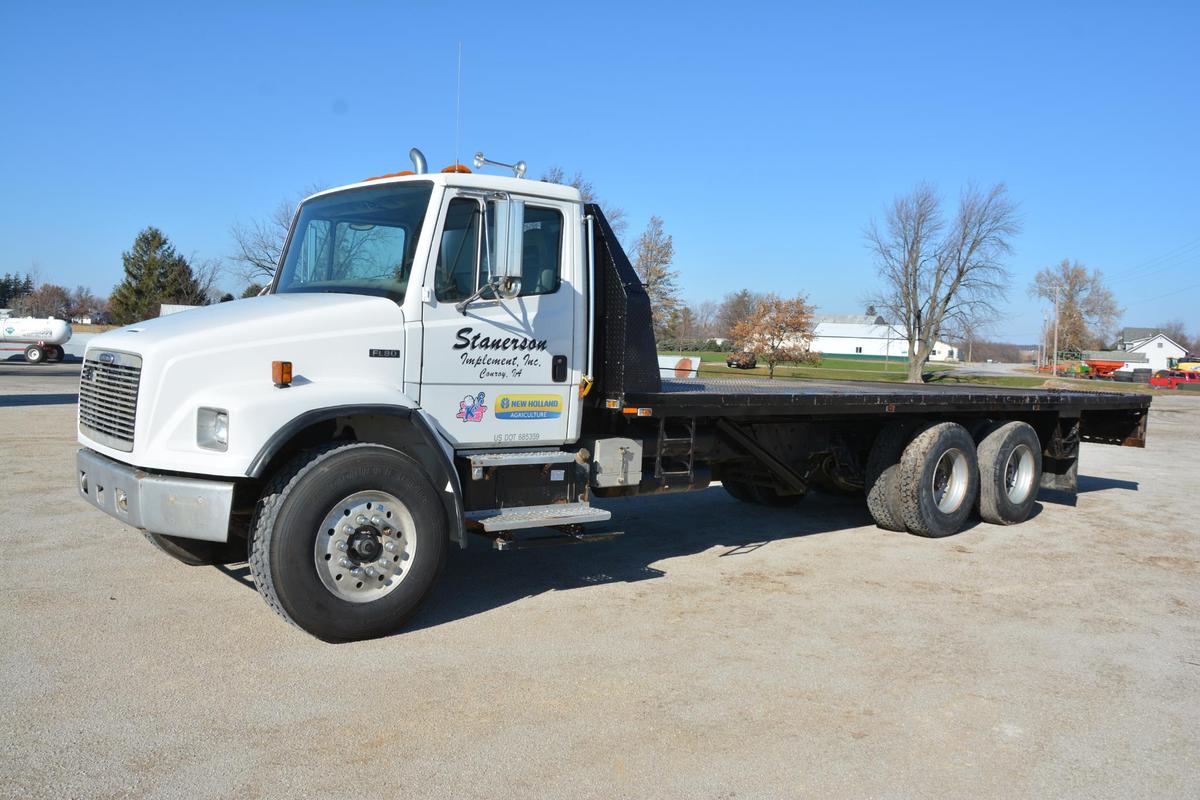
274;182;433;302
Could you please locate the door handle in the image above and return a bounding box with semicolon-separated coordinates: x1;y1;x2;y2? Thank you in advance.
552;355;568;382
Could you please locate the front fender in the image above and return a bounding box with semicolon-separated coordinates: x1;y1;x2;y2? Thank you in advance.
136;379;419;477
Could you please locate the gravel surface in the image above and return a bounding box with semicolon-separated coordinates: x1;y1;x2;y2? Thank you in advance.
2;362;1197;799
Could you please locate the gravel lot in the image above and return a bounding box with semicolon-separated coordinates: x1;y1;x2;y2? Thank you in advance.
2;361;1197;799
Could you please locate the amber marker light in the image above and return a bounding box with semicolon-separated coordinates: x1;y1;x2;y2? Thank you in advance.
272;360;293;388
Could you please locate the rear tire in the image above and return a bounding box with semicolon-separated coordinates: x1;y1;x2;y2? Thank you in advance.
48;345;64;362
144;532;247;566
249;442;447;642
865;423;911;531
976;421;1041;525
24;344;44;364
896;422;979;538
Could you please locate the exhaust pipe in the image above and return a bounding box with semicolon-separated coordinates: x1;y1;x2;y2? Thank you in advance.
409;148;427;175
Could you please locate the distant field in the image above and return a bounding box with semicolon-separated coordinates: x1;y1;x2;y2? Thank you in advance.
661;351;953;383
72;323;118;333
658;350;1166;394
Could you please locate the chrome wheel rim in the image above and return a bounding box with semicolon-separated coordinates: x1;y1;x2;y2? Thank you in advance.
1003;443;1036;505
931;448;969;513
313;491;416;603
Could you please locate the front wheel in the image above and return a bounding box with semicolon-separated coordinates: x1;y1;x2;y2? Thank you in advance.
249;442;447;642
24;344;45;364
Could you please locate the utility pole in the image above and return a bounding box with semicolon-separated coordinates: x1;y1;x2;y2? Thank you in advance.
1051;285;1061;377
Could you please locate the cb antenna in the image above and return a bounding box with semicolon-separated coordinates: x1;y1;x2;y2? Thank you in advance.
454;42;463;169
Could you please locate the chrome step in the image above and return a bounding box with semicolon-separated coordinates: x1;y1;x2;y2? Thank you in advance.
466;502;612;532
463;449;577;468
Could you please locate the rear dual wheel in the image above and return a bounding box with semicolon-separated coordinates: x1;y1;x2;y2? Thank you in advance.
896;423;979;537
866;420;1041;536
976;421;1041;525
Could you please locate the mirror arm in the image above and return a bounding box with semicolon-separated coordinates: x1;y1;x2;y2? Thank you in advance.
454;278;498;315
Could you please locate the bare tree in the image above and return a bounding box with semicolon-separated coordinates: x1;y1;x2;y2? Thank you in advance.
1030;259;1120;354
694;300;719;338
867;183;1019;382
731;293;815;379
631;215;679;340
541;166;627;239
718;289;762;339
68;286;103;319
228;185;324;282
13;283;71;318
1156;320;1193;352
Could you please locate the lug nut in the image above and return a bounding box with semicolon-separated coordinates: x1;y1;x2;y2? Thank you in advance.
377;558;390;568
384;541;397;552
337;541;348;551
339;558;354;569
356;515;367;525
365;566;377;577
371;516;382;526
350;567;363;577
342;525;353;534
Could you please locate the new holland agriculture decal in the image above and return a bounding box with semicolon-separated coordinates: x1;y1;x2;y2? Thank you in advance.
456;392;488;422
495;394;563;420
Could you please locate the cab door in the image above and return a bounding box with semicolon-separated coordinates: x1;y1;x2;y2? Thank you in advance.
419;190;581;448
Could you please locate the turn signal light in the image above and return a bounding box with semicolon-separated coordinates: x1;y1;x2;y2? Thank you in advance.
272;360;293;388
440;164;472;173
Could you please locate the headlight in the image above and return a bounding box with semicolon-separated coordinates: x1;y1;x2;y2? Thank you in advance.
196;408;229;451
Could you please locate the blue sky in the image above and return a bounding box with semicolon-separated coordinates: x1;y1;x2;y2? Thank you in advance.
2;0;1197;343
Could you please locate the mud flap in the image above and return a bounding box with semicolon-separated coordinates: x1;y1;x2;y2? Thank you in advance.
1040;413;1080;505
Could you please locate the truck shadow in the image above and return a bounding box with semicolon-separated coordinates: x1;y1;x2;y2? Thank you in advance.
406;487;876;632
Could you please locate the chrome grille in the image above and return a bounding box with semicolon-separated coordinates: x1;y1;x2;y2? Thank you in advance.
78;350;142;451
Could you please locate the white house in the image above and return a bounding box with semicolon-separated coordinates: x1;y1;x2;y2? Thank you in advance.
806;315;958;362
1113;328;1186;372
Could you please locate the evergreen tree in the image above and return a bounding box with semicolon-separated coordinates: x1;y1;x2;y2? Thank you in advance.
110;227;202;324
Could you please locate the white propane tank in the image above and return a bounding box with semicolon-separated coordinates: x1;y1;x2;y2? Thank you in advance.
0;317;73;345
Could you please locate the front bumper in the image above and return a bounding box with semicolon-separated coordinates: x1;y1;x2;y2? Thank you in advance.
76;448;234;542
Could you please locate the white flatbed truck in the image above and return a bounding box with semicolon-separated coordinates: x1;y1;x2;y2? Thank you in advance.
75;150;1151;641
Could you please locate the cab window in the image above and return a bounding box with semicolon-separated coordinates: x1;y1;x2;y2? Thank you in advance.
434;198;563;301
520;206;563;296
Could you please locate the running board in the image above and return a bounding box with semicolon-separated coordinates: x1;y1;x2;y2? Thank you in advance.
465;502;612;532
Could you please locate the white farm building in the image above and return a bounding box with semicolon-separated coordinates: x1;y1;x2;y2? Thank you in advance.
807;315;958;362
1113;328;1187;373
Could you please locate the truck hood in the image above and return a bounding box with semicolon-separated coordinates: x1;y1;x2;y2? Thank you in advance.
88;293;401;359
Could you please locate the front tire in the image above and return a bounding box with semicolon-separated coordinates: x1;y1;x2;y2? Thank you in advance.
896;422;979;538
249;443;447;642
24;344;45;364
976;421;1041;525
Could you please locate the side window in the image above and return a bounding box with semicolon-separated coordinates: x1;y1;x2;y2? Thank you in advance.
519;206;563;296
435;199;563;301
435;198;482;301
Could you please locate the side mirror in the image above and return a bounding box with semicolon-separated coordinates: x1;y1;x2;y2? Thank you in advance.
490;199;524;300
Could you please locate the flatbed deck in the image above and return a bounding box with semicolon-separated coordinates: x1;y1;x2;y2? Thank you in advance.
625;376;1150;423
